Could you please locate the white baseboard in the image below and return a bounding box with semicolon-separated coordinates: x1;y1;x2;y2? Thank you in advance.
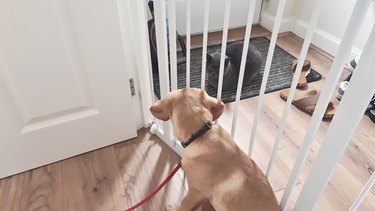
260;12;294;33
259;14;362;60
293;19;361;59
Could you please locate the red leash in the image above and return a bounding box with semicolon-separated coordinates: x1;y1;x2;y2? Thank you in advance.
125;162;182;211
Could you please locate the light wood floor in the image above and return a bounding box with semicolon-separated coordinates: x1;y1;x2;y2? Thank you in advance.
1;25;374;211
217;26;375;211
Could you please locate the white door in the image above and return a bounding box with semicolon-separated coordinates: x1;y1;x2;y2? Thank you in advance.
0;0;137;178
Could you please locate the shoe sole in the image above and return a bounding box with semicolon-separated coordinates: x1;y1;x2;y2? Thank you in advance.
337;92;343;100
337;88;345;100
368;112;375;123
345;63;355;73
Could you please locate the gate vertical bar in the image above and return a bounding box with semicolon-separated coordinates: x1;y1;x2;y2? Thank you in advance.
231;0;256;137
168;0;178;91
248;0;286;156
142;0;156;105
350;171;375;211
281;0;371;209
186;0;191;88
295;23;375;210
154;0;172;140
266;0;324;177
216;0;231;101
201;0;210;90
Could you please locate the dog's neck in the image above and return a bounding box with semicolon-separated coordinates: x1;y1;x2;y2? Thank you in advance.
181;121;212;148
172;109;213;143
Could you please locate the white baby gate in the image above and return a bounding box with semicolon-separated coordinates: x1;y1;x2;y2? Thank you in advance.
132;0;375;210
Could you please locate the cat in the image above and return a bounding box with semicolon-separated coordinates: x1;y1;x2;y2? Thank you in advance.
206;41;263;90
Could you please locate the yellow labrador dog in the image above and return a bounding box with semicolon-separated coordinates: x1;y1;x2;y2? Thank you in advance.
150;88;279;211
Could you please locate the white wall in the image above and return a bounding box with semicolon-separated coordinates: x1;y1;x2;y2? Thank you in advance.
259;0;298;32
260;0;375;59
262;0;298;20
173;0;263;35
297;0;375;54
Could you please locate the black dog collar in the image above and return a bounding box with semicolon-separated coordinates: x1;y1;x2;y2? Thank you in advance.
181;121;213;148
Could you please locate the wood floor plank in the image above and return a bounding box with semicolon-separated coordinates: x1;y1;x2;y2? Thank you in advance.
216;30;375;210
318;165;375;211
0;176;22;211
0;163;62;211
60;146;125;211
114;128;186;211
187;25;271;49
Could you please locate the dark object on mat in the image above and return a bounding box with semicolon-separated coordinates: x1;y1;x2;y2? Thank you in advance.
368;110;375;123
147;0;186;73
152;36;322;103
366;95;375;123
206;41;263;91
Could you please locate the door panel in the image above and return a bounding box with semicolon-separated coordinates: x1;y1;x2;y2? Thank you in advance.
0;0;137;178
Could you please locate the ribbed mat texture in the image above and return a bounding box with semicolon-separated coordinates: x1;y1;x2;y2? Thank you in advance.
153;37;322;103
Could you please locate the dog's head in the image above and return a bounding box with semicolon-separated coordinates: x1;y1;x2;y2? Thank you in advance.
150;88;225;133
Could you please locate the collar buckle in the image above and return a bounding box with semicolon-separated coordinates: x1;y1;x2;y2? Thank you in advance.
205;121;213;129
181;121;213;148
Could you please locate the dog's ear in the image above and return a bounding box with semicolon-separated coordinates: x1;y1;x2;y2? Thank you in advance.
210;100;225;120
204;93;225;121
150;100;170;121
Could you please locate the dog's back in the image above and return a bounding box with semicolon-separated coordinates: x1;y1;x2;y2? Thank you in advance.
184;125;279;211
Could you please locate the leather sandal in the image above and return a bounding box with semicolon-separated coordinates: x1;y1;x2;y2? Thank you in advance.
292;59;311;89
366;95;375;123
368;109;375;123
280;89;336;119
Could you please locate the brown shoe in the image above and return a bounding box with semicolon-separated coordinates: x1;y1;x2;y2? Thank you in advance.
291;59;311;89
280;89;336;119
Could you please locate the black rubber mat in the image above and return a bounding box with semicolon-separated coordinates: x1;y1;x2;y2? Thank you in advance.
153;36;322;103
